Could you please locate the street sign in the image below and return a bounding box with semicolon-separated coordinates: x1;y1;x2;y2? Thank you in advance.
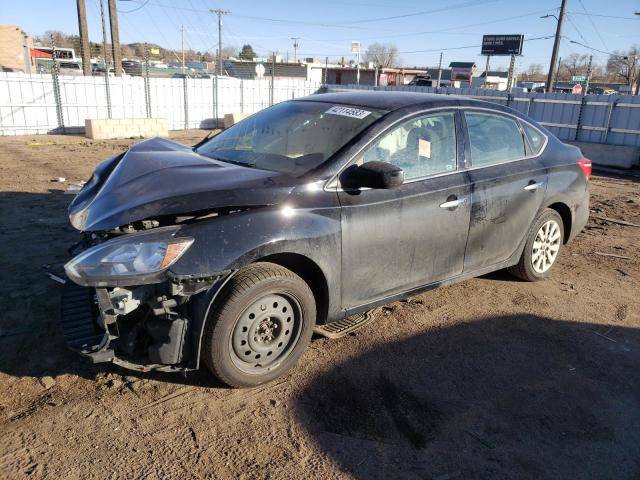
481;34;524;55
572;84;583;95
351;41;360;54
571;75;586;84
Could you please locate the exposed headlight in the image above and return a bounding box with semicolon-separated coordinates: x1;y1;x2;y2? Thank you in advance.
65;229;193;287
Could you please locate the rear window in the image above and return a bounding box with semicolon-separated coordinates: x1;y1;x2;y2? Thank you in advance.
196;101;386;177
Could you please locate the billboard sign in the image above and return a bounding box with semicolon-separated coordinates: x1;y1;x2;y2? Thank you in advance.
481;34;524;55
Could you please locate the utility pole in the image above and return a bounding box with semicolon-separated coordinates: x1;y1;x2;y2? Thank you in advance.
507;54;516;91
210;9;229;76
585;54;593;93
76;0;91;76
436;51;443;88
546;0;567;93
99;0;112;118
181;25;186;75
291;37;300;63
107;0;122;76
483;54;490;88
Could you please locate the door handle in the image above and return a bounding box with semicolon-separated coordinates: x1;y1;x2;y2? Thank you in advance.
524;181;544;191
439;197;467;209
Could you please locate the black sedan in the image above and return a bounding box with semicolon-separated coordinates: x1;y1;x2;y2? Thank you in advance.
62;91;591;387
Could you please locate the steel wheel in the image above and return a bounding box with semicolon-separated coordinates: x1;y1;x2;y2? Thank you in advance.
229;293;302;375
531;219;561;274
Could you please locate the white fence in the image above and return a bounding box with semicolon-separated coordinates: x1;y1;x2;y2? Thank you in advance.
0;72;322;135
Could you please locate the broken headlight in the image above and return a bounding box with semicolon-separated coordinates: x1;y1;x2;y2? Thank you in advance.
65;228;193;287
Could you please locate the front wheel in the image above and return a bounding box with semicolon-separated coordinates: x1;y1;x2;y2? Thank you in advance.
508;209;564;282
202;262;315;388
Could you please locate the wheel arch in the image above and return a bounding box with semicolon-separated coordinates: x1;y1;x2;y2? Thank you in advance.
546;202;572;244
255;253;330;326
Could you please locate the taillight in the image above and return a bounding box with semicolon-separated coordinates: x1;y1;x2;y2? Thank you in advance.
578;158;592;181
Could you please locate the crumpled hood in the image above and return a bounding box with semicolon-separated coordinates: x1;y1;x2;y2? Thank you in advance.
68;137;296;231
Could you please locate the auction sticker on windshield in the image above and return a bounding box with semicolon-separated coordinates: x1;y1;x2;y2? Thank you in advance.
325;105;371;119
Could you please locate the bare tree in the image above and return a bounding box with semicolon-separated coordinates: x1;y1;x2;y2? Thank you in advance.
560;53;590;79
523;63;545;80
607;45;639;91
220;46;239;59
363;42;399;68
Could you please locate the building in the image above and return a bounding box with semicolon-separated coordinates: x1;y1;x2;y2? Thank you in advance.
0;24;33;72
472;70;509;90
322;67;430;86
223;60;311;81
448;62;476;86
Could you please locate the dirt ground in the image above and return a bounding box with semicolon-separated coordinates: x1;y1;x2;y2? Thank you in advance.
0;130;639;480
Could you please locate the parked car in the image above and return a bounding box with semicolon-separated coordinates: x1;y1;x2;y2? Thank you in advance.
408;76;433;87
61;91;591;387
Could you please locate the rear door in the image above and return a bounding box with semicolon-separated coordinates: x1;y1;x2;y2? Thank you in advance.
337;110;472;309
462;110;548;271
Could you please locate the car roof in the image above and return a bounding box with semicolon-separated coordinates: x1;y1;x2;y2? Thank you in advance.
299;90;494;112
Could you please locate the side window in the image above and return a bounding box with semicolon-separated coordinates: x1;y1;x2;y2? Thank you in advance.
362;112;457;180
522;122;545;155
464;112;525;166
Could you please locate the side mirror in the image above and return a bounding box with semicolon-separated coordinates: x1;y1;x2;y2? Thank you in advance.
341;161;404;190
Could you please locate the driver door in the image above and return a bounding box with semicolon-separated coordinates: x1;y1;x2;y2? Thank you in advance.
337;110;472;310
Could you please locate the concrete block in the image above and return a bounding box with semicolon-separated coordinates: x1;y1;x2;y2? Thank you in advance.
567;141;640;169
85;118;168;140
224;112;251;128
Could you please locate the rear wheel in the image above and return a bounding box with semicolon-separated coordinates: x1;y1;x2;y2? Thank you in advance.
202;262;315;388
508;209;564;282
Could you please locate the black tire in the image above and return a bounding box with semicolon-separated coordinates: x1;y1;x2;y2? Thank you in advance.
202;262;315;388
508;208;564;282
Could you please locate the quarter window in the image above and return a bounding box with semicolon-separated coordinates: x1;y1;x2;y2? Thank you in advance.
464;112;525;166
362;112;457;180
522;122;545;155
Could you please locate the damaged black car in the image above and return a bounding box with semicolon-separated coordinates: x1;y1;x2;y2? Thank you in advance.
61;91;590;387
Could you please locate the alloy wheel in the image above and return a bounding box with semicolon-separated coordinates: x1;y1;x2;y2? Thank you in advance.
531;219;561;273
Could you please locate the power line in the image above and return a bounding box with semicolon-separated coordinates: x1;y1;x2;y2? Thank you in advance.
576;0;609;51
337;0;499;24
566;11;640;20
118;0;150;14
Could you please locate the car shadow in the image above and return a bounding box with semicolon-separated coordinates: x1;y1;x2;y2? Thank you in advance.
292;314;640;479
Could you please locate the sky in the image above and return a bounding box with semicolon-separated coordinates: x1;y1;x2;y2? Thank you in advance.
2;0;639;71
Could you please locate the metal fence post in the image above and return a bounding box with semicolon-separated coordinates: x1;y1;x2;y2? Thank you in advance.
144;43;151;118
50;36;65;133
574;95;588;141
270;52;275;106
602;98;619;144
183;76;188;130
214;74;219;128
240;79;244;113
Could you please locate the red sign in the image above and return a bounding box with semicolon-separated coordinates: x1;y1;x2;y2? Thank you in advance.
572;84;583;95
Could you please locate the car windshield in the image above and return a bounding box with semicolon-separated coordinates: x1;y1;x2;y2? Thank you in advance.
196;100;386;177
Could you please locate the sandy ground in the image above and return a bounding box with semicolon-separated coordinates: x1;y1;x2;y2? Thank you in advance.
0;131;639;480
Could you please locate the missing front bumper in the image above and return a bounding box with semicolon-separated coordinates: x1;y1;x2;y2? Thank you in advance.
60;281;191;371
60;282;114;363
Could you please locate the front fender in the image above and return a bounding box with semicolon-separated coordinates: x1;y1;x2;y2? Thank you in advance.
174;206;342;370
